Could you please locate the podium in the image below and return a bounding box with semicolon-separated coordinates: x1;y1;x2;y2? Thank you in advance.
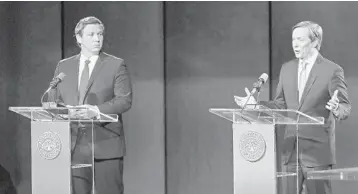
209;105;324;194
306;166;358;193
308;167;358;181
9;106;118;194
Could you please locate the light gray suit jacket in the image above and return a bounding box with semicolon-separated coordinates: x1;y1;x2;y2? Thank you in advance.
49;51;132;159
261;53;351;167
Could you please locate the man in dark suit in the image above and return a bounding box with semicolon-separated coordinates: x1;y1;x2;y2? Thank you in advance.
49;16;132;194
235;21;351;194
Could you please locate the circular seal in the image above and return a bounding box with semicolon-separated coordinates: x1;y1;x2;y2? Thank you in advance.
239;131;266;162
37;131;62;160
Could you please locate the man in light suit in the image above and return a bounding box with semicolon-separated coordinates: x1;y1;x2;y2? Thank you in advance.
235;21;351;194
49;16;132;194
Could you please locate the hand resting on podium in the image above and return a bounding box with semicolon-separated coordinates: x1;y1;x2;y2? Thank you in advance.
66;104;100;120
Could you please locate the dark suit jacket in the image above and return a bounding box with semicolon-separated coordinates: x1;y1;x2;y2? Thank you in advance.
261;53;351;167
49;52;132;159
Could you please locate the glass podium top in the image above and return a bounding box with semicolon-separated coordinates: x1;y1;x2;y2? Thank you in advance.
277;172;297;178
307;167;358;181
9;106;118;122
209;104;324;125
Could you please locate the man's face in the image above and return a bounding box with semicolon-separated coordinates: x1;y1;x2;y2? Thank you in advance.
292;27;317;59
76;24;104;55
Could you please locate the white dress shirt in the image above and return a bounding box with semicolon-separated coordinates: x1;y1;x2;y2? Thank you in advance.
297;49;319;91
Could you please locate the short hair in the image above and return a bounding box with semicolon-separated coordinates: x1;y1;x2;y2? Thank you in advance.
74;16;105;36
292;21;323;51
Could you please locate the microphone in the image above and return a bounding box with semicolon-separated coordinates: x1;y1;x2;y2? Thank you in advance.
45;72;66;93
41;72;66;107
239;73;269;114
250;73;269;95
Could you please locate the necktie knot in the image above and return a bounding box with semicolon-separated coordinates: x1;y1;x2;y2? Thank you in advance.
300;61;308;70
84;59;90;66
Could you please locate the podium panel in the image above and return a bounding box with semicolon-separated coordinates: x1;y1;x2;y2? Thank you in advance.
233;123;276;194
31;121;71;194
209;105;324;194
9;106;118;194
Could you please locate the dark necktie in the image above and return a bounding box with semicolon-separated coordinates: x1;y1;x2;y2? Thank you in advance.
79;59;90;104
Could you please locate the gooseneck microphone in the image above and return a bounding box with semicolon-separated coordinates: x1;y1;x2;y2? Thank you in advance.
46;72;66;93
250;73;269;95
41;72;66;106
240;73;269;112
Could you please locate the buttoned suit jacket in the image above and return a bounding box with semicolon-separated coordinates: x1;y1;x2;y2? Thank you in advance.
49;51;132;159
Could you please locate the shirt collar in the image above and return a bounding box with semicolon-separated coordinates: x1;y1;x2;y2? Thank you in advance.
80;54;99;63
299;48;319;67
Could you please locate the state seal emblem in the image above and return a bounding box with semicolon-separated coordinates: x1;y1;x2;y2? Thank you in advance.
37;131;62;160
239;131;266;162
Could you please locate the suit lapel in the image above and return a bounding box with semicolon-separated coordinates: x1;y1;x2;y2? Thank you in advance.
82;52;106;101
297;54;323;110
69;54;80;104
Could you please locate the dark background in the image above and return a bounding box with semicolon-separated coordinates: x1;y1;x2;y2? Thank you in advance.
0;2;357;194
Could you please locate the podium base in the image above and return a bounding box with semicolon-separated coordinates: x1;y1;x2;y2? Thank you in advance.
233;123;277;194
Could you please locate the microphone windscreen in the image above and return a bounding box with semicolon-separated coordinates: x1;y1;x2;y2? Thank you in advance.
259;73;269;83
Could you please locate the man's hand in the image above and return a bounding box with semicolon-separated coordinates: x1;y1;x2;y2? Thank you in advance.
234;87;258;109
70;104;100;119
326;90;339;111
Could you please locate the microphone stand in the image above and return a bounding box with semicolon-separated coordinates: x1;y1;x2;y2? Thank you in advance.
238;81;264;124
239;90;256;114
239;89;257;125
40;87;52;108
41;80;63;121
41;75;65;109
240;81;262;113
256;89;263;120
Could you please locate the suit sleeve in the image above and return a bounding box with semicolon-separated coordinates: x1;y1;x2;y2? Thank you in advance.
47;62;64;104
329;67;351;120
98;61;133;115
260;66;287;109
